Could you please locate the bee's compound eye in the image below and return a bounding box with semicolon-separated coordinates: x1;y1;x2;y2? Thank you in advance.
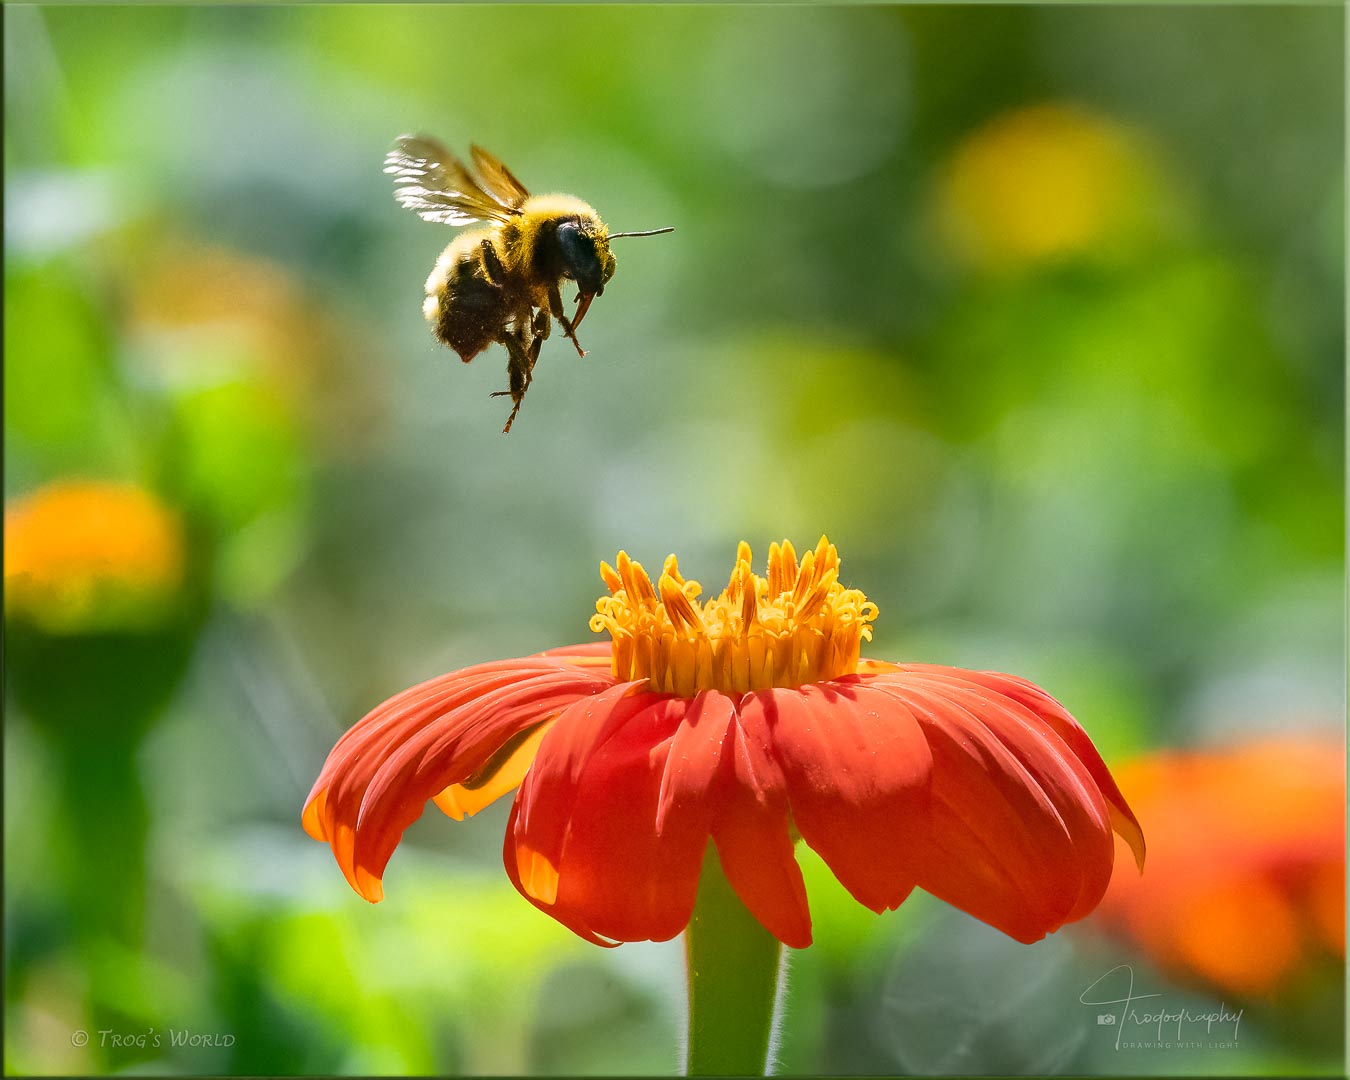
557;221;605;296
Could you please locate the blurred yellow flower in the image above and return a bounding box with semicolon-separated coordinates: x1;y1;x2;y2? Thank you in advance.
127;242;336;412
937;103;1155;271
126;239;380;456
4;481;186;634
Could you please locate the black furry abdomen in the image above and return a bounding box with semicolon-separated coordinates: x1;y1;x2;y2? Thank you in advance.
424;237;508;363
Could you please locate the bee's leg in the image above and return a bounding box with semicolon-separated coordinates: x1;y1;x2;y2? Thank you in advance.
491;330;535;434
479;239;506;286
529;309;550;374
547;283;586;358
525;323;544;378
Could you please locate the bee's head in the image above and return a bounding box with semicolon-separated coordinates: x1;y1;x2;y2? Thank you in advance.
557;220;616;297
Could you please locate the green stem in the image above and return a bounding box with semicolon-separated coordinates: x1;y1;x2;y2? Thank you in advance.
684;845;786;1076
55;732;149;948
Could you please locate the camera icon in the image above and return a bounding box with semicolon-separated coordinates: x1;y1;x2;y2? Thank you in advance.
1096;1014;1117;1026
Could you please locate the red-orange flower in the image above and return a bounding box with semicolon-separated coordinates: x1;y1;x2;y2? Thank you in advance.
1094;737;1344;997
304;538;1143;948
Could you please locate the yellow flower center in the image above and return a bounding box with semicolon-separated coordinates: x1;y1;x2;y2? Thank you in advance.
590;536;878;697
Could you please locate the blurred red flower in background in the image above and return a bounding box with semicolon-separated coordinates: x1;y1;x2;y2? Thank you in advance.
1094;737;1344;997
305;538;1143;948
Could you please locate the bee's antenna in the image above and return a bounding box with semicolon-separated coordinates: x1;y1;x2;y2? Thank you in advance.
608;227;675;239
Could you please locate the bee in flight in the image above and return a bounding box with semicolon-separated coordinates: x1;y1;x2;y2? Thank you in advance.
385;135;673;432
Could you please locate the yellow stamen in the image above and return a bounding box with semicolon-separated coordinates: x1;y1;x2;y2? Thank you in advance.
589;537;877;696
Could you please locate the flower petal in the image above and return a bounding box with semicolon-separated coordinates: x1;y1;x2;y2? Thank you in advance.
655;691;739;837
433;720;553;821
507;689;715;943
711;704;813;949
869;668;1117;941
534;642;615;667
509;681;653;870
501;797;616;948
903;664;1145;871
302;652;616;901
742;679;932;914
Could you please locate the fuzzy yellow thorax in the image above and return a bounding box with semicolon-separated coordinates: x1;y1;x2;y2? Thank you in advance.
590;537;878;697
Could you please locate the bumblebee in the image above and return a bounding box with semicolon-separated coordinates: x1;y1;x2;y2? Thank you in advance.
385;136;672;432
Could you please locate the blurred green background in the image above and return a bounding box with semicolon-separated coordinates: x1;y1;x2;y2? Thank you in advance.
4;4;1344;1076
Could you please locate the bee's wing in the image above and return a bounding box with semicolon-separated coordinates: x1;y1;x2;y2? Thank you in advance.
469;145;531;209
384;135;519;225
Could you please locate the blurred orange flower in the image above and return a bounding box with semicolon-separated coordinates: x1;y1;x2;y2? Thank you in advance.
4;480;185;634
1095;738;1345;997
305;538;1143;948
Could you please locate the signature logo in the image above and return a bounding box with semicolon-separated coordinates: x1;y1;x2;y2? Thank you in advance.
1080;964;1243;1051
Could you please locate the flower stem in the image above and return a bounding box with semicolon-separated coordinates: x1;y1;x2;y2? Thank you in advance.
684;845;785;1076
